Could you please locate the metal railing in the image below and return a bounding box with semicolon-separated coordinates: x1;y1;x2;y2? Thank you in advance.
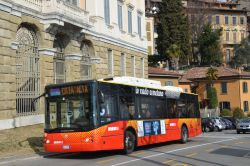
42;0;89;24
13;0;42;12
9;0;89;25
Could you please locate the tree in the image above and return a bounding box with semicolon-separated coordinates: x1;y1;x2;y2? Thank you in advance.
233;107;245;119
220;109;232;117
197;24;223;66
167;44;182;70
148;55;165;67
206;67;218;109
187;0;213;64
206;66;218;87
230;39;250;68
156;0;191;68
207;87;218;109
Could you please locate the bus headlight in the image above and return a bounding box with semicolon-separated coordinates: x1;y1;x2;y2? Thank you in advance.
85;136;94;143
45;139;50;144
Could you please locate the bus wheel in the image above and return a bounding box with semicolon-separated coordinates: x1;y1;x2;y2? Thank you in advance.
181;126;188;143
124;130;135;154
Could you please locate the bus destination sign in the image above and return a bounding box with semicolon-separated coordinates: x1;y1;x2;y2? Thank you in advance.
135;87;164;97
49;85;89;96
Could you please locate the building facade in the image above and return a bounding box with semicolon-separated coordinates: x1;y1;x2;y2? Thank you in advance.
179;67;250;114
145;0;161;55
148;67;182;87
0;0;147;130
187;0;248;64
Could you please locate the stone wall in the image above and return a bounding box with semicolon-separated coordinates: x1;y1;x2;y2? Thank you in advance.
0;11;19;120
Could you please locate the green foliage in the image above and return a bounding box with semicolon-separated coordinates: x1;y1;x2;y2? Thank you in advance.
148;55;165;67
247;112;250;117
230;39;250;68
220;109;232;117
233;107;245;119
207;87;218;109
197;24;222;66
156;0;191;67
167;44;182;59
206;66;218;86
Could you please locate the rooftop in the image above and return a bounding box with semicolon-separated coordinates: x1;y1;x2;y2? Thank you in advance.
179;67;250;83
148;67;183;78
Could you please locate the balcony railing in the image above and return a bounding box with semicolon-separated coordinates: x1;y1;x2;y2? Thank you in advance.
10;0;89;27
13;0;42;12
42;0;89;26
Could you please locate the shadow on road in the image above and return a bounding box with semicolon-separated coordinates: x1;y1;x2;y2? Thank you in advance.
26;137;44;154
42;140;183;160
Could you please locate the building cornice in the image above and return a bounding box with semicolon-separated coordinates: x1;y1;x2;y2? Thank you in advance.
81;28;147;55
38;48;57;56
1;0;147;55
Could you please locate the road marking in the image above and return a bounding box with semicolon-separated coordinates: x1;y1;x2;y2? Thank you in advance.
0;156;40;165
235;142;244;145
205;148;214;152
172;164;188;166
185;153;197;157
110;137;239;166
131;151;145;155
220;145;228;148
97;158;115;164
163;159;175;164
198;135;236;139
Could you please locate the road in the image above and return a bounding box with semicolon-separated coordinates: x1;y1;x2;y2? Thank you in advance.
1;130;250;166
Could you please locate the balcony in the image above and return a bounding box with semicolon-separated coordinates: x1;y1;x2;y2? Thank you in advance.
12;0;42;12
10;0;90;28
42;0;89;27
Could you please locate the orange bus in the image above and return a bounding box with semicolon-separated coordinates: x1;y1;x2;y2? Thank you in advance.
44;77;202;154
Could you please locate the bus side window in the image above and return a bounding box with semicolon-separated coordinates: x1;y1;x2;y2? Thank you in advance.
120;97;130;119
119;85;136;120
100;94;118;124
167;99;177;118
187;100;195;118
177;100;187;118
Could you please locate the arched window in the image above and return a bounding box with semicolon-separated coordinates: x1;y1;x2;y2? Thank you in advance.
80;41;92;80
16;24;40;115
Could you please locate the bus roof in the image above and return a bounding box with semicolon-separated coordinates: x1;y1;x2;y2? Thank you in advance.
98;76;187;94
45;77;197;96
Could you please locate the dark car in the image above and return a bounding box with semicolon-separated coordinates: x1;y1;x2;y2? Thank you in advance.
202;118;215;132
220;118;233;129
223;117;237;129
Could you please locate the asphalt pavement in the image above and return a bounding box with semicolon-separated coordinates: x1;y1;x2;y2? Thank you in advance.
1;130;250;166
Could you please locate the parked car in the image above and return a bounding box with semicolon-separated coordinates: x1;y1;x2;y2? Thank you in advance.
220;118;233;130
202;118;215;132
236;118;250;134
223;117;237;129
210;117;226;131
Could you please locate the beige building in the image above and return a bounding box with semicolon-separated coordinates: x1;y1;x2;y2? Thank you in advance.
179;67;250;114
146;17;155;55
187;0;248;64
0;0;147;130
148;67;182;87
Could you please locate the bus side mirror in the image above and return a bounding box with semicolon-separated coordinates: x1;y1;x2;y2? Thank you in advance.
98;90;105;103
32;93;45;112
31;100;36;112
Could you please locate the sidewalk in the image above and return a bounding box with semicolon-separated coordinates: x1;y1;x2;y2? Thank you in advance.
0;124;44;159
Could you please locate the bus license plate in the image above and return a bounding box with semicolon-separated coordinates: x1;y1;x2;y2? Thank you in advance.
62;145;70;150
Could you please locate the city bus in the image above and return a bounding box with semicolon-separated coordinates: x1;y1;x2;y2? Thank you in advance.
44;77;202;154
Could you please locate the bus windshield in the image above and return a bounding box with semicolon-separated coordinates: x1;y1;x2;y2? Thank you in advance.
45;83;96;132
